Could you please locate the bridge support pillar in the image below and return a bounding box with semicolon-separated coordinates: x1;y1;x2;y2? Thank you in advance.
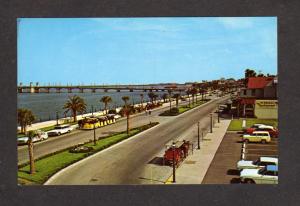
104;89;108;92
117;89;120;92
92;89;96;93
130;89;133;92
80;88;84;93
68;88;72;93
56;88;61;93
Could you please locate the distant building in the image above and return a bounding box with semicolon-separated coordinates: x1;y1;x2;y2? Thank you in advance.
237;76;278;119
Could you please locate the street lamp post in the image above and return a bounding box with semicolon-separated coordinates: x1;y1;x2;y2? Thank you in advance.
210;113;213;133
91;105;94;116
93;122;96;146
56;111;59;126
172;142;176;183
197;121;200;149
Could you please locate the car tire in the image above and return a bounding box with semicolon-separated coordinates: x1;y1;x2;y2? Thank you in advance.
244;139;249;144
261;140;266;144
245;179;255;184
58;132;61;136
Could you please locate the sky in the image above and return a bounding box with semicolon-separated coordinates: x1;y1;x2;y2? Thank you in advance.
17;17;277;85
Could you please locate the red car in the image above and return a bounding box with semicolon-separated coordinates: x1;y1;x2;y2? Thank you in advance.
245;126;278;138
255;127;279;138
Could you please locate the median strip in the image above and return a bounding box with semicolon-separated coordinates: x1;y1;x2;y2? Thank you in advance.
18;122;159;185
159;99;210;116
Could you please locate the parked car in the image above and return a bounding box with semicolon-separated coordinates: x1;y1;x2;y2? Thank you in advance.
242;131;271;144
17;130;48;145
255;127;279;138
240;165;278;184
47;124;72;136
237;157;278;170
244;124;274;133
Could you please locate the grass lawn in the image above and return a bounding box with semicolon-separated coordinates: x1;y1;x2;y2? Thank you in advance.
18;122;158;185
228;118;278;131
160;99;210;116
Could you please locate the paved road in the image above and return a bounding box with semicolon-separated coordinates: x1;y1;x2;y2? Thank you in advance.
46;96;230;185
18;100;180;164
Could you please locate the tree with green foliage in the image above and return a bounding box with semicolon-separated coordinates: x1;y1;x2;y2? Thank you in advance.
100;96;112;114
172;93;181;108
122;96;130;134
63;95;86;122
18;108;36;134
148;92;155;104
186;89;191;107
190;87;198;105
161;93;169;103
27;130;36;174
140;93;144;109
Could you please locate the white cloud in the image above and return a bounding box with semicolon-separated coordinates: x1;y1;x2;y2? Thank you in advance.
216;17;254;29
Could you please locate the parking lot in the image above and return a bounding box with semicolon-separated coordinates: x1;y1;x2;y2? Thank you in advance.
202;131;278;184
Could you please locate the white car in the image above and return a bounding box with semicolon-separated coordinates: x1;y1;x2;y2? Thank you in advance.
47;124;72;136
237;157;278;170
240;165;278;184
17;130;48;145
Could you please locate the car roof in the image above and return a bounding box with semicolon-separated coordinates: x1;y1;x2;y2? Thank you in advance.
267;165;278;171
260;157;278;163
56;124;70;127
258;125;274;129
253;131;270;134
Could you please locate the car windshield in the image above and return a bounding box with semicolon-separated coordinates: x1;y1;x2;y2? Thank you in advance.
258;167;266;175
252;160;260;165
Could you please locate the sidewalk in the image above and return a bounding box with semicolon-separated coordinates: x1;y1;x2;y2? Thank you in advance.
165;119;231;184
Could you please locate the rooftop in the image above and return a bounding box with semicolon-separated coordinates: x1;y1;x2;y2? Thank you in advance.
247;77;274;89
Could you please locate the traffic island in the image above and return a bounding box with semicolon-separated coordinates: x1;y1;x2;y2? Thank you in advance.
18;122;159;185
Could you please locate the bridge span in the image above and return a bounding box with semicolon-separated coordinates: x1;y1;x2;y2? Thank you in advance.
17;83;189;94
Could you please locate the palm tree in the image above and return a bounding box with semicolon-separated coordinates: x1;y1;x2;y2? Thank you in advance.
153;94;159;104
18;109;36;134
161;93;169;103
168;90;172;111
140;93;144;109
122;96;130;134
27;130;36;174
186;89;191;108
148;92;155;104
190;87;198;105
100;96;112;114
63;95;86;122
173;93;181;108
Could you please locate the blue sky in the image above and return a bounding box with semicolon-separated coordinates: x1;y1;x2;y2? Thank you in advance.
17;17;277;85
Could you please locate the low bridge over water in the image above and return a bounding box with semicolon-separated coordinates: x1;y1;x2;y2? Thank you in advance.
17;83;188;94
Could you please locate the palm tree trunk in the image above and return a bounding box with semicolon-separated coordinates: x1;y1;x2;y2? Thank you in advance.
126;112;130;134
73;110;77;122
28;139;35;174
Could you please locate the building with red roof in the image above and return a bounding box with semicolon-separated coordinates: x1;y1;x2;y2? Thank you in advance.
237;76;277;118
